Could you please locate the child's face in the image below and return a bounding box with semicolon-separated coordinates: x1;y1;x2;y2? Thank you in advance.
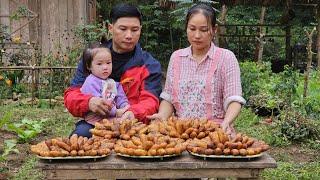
89;50;112;79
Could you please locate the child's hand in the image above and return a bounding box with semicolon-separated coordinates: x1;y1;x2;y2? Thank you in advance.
116;105;130;117
119;111;135;121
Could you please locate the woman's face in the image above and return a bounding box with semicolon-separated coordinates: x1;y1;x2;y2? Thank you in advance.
187;13;214;52
89;50;112;80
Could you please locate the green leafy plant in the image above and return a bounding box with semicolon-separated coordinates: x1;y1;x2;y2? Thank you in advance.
277;109;318;142
0;139;19;162
6;118;47;143
240;61;273;100
74;23;109;44
10;6;32;20
0;111;12;129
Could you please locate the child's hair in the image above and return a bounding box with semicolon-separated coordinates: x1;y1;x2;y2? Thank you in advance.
185;3;216;31
110;3;142;24
83;42;111;76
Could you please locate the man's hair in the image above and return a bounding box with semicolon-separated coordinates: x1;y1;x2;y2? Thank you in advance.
110;3;142;24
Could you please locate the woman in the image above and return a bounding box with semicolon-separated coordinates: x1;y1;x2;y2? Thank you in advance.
147;3;246;137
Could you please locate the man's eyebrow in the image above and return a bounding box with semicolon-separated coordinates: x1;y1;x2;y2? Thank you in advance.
118;25;140;28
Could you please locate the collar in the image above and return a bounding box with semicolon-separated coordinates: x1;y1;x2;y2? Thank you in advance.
103;39;144;68
179;42;216;60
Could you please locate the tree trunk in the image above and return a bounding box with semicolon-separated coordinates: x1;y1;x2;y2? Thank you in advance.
303;28;315;98
216;4;227;47
317;4;320;69
255;6;266;63
285;0;293;66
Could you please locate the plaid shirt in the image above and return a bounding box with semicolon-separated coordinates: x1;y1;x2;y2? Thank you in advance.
160;43;245;121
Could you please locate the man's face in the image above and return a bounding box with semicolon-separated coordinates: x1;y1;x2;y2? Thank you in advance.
108;17;141;53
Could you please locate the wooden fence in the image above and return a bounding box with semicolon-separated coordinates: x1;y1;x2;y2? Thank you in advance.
0;0;96;101
0;0;96;61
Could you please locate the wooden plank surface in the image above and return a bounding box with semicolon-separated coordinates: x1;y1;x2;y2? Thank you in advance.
40;0;50;56
44;168;262;179
37;153;277;179
59;0;69;55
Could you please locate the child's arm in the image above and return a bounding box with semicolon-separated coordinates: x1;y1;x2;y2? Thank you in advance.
114;83;130;109
81;75;103;97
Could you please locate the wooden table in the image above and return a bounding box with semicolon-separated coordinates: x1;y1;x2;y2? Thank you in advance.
37;152;277;179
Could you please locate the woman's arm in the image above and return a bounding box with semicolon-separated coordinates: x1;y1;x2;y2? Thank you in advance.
223;101;242;125
221;101;242;138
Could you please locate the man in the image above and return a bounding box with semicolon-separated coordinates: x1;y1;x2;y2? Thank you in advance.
64;3;162;137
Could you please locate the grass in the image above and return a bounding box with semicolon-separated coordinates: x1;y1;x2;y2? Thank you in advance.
1;104;319;179
262;162;320;180
0;102;75;179
13;156;45;180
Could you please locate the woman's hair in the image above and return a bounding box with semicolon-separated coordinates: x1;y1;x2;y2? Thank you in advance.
83;42;111;76
110;3;142;24
185;3;216;30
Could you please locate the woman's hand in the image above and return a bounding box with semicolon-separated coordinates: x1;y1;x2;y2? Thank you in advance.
220;121;236;139
146;113;166;121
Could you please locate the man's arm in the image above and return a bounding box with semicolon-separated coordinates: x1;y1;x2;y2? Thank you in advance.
128;61;162;124
64;58;91;117
64;86;91;117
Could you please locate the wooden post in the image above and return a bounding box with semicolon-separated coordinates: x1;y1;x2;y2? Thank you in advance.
303;28;315;98
216;3;227;47
285;0;293;66
255;3;266;63
0;0;10;29
87;0;97;23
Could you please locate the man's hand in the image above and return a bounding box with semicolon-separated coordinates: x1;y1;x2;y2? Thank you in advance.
88;97;112;116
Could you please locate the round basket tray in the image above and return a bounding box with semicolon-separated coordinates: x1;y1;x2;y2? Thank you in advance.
116;153;180;160
36;154;109;162
188;151;264;160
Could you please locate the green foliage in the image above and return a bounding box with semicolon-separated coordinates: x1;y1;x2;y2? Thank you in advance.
139;3;181;68
277;109;320;142
235;107;290;147
0;111;12;129
239;61;272;101
304;139;320;150
74;23;109;44
0;139;19;162
10;6;32;20
6;118;47;143
262;162;320;180
294;70;320;119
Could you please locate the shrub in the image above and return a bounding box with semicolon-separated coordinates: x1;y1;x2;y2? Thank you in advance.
277;109;319;142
